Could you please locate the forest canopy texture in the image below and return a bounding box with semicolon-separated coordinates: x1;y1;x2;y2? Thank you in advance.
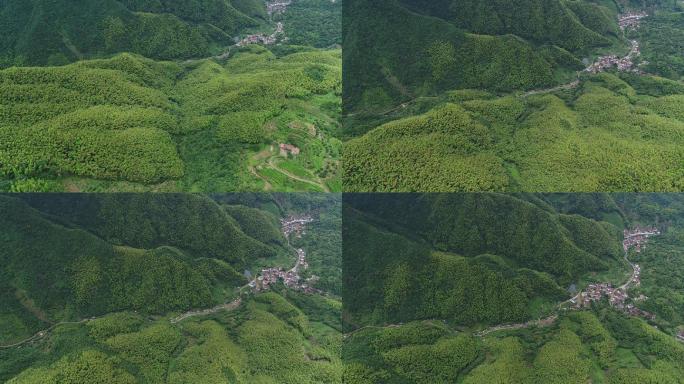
0;0;342;193
0;193;343;383
0;0;267;66
343;193;684;384
342;0;684;192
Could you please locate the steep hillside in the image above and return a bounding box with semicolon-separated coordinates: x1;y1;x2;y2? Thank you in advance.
0;194;280;331
400;0;617;50
344;74;684;192
343;193;623;328
0;193;342;383
343;193;684;384
632;8;684;80
0;0;266;66
17;194;278;265
279;0;342;48
0;47;342;192
343;0;621;118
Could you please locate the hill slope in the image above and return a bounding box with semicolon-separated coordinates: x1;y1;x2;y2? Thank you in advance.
0;47;342;192
343;193;623;327
344;74;684;191
343;0;621;118
0;0;266;66
343;193;684;384
0;194;281;331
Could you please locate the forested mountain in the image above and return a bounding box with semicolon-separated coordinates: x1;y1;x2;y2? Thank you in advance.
0;0;266;66
279;0;342;48
633;8;684;79
343;0;622;117
0;0;342;193
343;193;622;327
0;194;273;326
0;47;342;192
344;73;684;191
343;0;684;192
0;193;343;383
343;193;684;384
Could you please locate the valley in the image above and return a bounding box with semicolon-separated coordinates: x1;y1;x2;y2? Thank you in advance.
342;193;684;384
343;1;684;192
0;193;343;383
0;0;342;193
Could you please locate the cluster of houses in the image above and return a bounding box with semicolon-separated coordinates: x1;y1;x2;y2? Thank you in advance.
585;12;648;75
585;40;641;74
279;143;301;156
619;11;648;30
253;266;300;290
569;225;662;320
236;22;286;47
575;283;625;308
573;282;655;320
623;225;661;253
281;214;313;238
246;213;322;294
240;210;334;298
267;0;292;16
249;248;321;294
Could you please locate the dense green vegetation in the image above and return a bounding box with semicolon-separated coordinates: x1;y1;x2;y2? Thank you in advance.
0;0;342;192
343;193;623;327
0;194;267;334
633;9;684;79
279;0;342;48
0;47;341;192
343;193;684;383
343;310;684;384
630;230;684;335
0;0;268;66
1;290;342;383
343;1;684;192
0;193;341;340
344;74;684;191
343;0;622;119
0;192;342;382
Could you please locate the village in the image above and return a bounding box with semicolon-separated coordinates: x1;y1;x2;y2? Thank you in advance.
236;0;295;47
570;225;660;321
618;11;648;30
247;213;322;294
584;12;648;75
281;213;314;238
585;39;642;74
236;21;286;46
267;0;292;16
623;225;660;253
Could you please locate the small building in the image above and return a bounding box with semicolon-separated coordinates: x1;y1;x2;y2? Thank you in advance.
279;143;300;156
